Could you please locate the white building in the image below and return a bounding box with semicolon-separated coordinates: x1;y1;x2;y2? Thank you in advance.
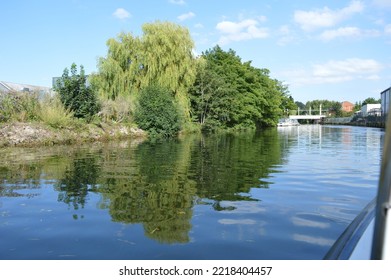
381;86;391;117
361;104;381;117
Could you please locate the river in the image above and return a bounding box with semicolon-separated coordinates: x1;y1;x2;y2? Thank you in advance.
0;125;384;259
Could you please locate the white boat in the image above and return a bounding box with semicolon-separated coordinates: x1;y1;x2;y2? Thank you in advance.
324;113;391;260
277;118;300;127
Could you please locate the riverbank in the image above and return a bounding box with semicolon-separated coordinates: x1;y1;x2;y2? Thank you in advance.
322;116;386;129
0;121;147;148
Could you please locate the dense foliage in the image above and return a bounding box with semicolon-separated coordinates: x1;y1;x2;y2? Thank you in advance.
362;97;381;105
55;63;100;120
0;92;40;122
189;46;294;130
135;84;181;138
91;21;196;122
91;23;293;133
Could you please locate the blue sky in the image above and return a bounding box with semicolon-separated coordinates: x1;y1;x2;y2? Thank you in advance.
1;0;391;103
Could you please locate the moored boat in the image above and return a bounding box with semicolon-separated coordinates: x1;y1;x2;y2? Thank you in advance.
277;118;300;127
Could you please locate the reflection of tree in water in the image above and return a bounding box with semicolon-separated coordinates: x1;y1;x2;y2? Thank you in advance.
0;145;74;198
190;129;284;208
0;164;42;198
107;180;194;244
56;156;101;210
52;131;284;243
101;139;196;244
2;131;285;245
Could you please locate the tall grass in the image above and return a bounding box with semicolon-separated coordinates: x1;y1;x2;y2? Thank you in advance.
99;95;134;123
0;92;40;122
38;94;75;128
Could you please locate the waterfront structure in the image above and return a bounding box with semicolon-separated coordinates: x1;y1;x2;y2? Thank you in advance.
381;86;391;117
361;104;381;117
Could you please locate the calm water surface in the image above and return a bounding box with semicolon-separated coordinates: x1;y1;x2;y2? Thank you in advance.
0;125;384;259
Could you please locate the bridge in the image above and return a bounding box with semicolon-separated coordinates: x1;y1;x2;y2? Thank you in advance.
287;105;327;121
289;114;326;120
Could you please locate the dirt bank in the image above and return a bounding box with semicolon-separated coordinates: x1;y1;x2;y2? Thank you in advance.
0;122;147;148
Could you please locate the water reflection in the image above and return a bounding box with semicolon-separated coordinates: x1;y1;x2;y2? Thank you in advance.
0;126;383;259
292;234;334;247
0;130;284;246
57;157;101;210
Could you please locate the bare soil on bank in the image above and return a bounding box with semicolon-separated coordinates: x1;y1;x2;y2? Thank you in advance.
0;122;146;148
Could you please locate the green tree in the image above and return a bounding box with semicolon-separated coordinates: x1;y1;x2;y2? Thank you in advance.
362;97;381;105
91;21;196;122
190;46;285;130
295;101;306;114
135;84;181;138
354;101;362;112
277;81;296;116
91;33;142;100
330;101;343;117
306;100;343;117
141;21;196;121
55;63;100;120
189;57;232;129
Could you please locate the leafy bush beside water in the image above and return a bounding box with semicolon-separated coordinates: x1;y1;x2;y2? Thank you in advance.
55;63;100;121
135;84;181;138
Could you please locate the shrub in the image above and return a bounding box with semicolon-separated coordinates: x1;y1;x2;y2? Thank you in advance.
55;63;100;121
135;84;181;138
39;94;75;128
0;92;40;122
99;95;135;123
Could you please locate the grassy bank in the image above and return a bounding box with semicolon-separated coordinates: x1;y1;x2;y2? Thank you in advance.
0;92;146;148
0;121;146;148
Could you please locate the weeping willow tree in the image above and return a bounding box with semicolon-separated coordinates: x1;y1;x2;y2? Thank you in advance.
140;22;196;121
91;21;197;122
92;33;142;100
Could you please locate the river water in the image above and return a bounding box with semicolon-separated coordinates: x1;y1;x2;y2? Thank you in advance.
0;125;384;260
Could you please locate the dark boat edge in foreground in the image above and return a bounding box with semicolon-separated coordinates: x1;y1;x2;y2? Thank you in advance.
324;113;391;260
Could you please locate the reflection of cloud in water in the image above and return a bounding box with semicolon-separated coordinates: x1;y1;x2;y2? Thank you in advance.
291;214;330;229
218;201;266;214
218;219;257;225
293;234;334;246
318;204;357;224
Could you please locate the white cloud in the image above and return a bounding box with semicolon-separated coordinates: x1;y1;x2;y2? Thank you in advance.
294;1;364;31
169;0;185;5
313;58;382;78
386;24;391;35
319;27;381;41
113;8;131;20
216;18;269;45
282;58;383;86
177;12;195;21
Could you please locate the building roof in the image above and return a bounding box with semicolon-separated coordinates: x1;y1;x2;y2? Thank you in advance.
381;87;391;94
0;81;51;94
